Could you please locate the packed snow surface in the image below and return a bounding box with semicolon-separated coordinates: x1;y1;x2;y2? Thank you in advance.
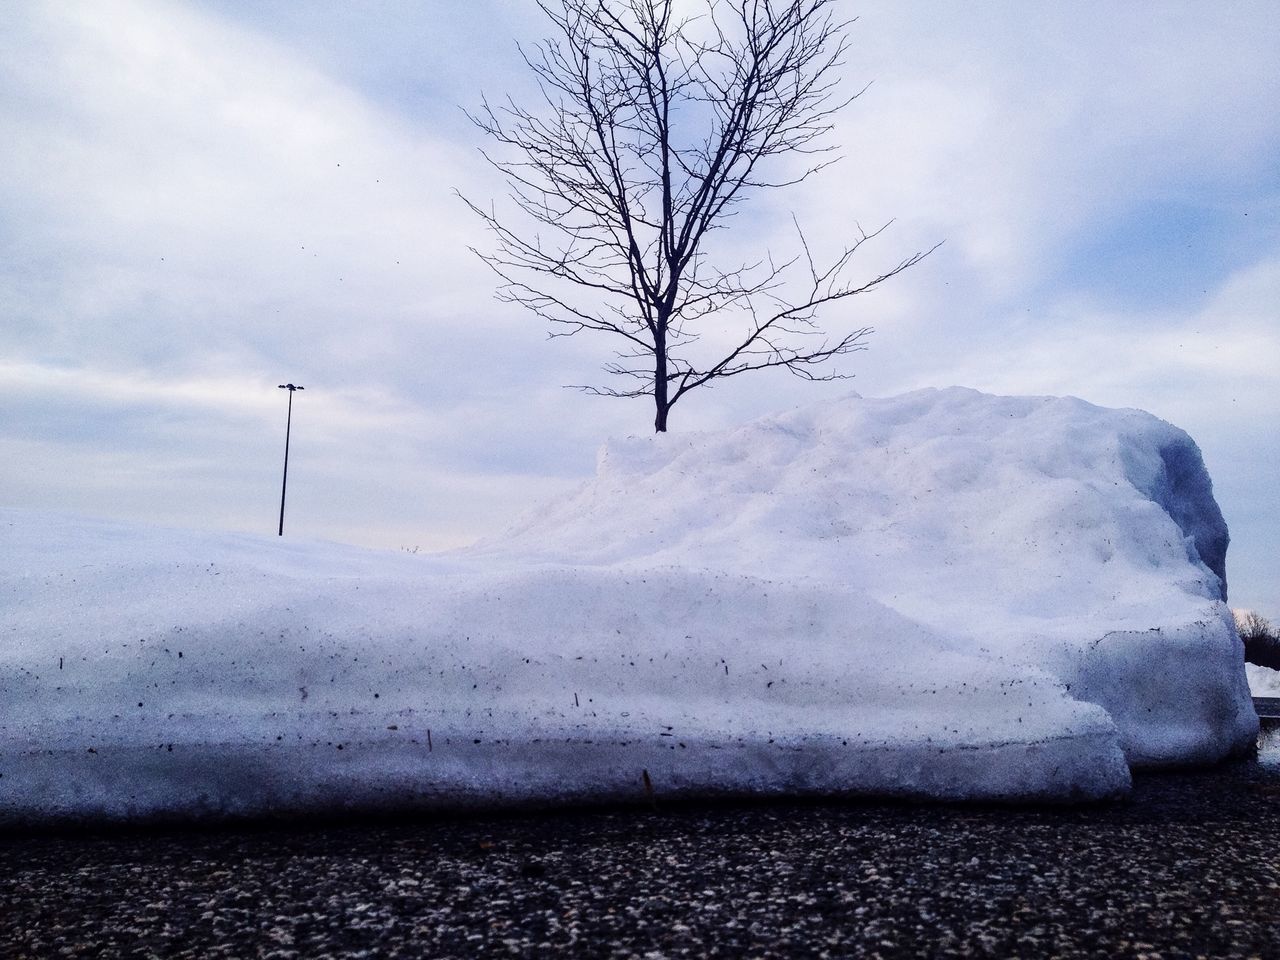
0;388;1257;823
1247;665;1280;697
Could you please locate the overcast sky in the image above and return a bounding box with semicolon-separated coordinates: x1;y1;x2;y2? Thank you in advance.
2;0;1277;613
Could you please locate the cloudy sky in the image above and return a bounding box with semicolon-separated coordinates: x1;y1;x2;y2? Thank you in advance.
2;0;1277;613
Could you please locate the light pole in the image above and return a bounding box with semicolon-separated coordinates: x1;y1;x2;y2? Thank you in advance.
277;383;304;536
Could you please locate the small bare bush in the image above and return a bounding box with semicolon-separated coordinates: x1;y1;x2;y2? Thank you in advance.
1234;608;1280;670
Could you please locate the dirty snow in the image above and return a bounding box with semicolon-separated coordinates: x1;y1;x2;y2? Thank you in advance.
0;388;1257;823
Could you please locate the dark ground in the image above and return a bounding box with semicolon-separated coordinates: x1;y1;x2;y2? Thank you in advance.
2;723;1277;960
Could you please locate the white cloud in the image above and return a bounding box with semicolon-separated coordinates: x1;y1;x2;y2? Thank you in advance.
0;0;505;379
794;1;1280;289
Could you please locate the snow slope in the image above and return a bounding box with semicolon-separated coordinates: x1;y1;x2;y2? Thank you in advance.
0;388;1256;823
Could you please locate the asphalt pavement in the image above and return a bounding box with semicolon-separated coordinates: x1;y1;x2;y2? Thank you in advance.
2;722;1278;959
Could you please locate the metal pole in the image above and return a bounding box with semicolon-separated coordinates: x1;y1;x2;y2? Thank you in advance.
277;384;304;536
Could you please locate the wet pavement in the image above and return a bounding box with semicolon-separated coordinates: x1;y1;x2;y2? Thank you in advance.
2;723;1278;959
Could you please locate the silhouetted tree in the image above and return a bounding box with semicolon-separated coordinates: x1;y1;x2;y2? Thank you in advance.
465;0;934;431
1235;608;1280;670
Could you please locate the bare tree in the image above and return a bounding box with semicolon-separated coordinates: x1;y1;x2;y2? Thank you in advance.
464;0;935;432
1234;608;1280;670
1235;609;1274;642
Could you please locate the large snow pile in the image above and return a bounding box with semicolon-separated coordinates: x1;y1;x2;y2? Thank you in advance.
493;387;1255;766
0;388;1256;824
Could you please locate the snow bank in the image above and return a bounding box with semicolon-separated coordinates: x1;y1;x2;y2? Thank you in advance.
0;388;1256;824
494;387;1255;766
1247;664;1280;697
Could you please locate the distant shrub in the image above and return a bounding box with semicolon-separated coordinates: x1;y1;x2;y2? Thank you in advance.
1233;608;1280;670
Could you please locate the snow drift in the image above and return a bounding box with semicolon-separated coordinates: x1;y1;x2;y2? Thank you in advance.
0;388;1256;823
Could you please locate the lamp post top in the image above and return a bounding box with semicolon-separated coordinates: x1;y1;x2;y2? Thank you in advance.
278;383;305;391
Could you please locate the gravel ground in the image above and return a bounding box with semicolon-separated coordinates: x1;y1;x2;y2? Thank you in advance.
2;724;1277;959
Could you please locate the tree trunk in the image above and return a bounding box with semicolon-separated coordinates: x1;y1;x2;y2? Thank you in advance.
653;323;669;432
